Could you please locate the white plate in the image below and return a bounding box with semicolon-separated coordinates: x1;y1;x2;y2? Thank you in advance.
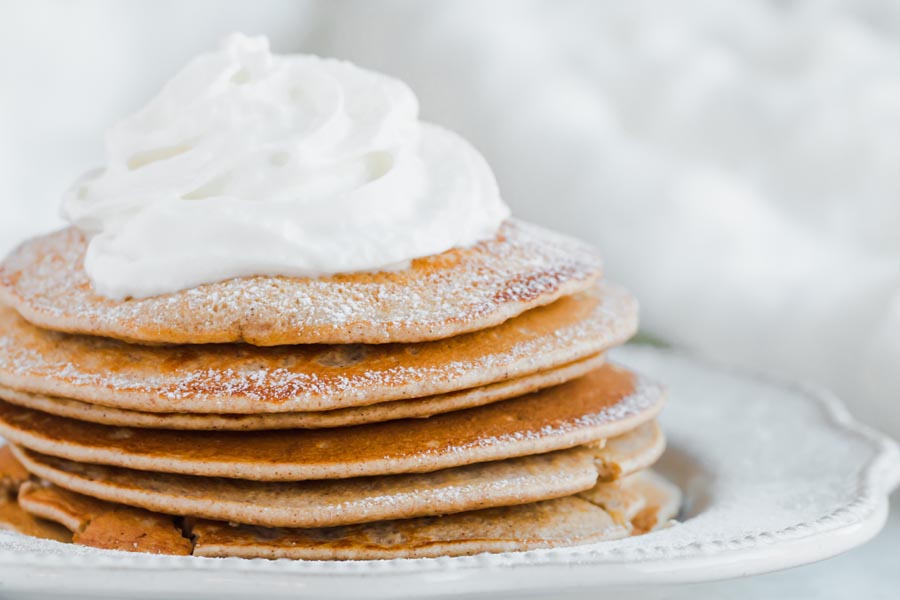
0;346;897;600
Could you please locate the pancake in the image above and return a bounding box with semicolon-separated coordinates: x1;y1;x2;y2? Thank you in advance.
0;364;664;481
18;481;629;559
628;470;682;534
592;419;666;481
12;470;678;559
577;475;647;525
0;220;602;346
9;424;662;527
2;449;182;549
0;445;29;493
0;447;72;543
0;353;606;430
188;497;628;560
11;445;598;528
189;473;678;560
18;482;192;555
0;284;636;414
0;493;72;543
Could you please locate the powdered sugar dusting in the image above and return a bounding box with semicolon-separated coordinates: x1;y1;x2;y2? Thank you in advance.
433;374;663;457
0;365;664;480
0;220;603;345
0;284;637;413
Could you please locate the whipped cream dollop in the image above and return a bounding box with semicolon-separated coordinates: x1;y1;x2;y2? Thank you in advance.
62;33;509;299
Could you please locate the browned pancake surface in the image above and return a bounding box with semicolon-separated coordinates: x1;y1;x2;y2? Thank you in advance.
0;221;602;345
0;446;29;493
0;284;635;413
0;364;664;480
18;482;191;554
0;354;605;430
0;448;71;542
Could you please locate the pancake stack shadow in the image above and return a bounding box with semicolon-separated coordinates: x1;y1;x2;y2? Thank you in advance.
0;221;679;559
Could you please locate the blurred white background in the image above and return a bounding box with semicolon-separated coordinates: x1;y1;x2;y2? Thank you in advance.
2;0;900;440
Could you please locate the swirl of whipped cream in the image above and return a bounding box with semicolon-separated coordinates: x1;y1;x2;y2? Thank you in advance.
62;33;509;300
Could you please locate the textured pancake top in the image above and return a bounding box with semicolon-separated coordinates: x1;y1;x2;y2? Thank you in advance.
0;284;636;413
0;220;602;345
0;364;665;481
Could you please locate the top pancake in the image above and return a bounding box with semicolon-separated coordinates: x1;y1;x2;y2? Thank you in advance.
0;220;602;346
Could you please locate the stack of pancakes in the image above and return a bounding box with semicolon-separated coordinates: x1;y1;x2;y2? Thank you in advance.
0;221;678;559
